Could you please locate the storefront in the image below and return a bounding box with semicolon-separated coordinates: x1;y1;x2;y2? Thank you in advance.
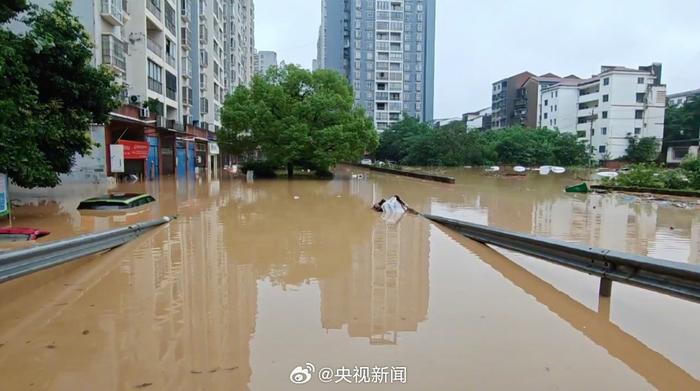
208;142;220;172
195;141;208;173
105;108;150;179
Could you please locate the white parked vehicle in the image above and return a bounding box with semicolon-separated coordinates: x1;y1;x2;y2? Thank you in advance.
360;158;373;165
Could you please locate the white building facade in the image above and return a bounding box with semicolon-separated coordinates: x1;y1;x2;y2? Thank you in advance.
540;64;666;160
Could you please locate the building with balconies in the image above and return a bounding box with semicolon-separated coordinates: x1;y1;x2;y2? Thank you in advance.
490;72;579;129
23;0;236;180
540;64;666;161
316;0;436;130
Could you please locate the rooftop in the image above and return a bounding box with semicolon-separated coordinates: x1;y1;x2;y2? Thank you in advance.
668;88;700;99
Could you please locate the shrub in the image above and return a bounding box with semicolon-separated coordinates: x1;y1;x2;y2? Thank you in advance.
625;137;660;163
680;157;700;188
607;164;665;188
240;160;278;178
657;169;690;189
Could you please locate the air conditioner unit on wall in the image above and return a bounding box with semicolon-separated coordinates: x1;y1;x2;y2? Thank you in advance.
130;95;142;105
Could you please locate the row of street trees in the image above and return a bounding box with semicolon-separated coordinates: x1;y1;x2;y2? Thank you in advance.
376;118;591;167
0;0;120;188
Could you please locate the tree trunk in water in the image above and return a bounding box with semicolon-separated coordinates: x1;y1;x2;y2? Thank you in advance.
287;163;294;178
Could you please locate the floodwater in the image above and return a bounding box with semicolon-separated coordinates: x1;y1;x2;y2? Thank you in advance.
0;167;699;390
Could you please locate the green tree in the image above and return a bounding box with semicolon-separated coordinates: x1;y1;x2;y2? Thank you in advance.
0;0;120;188
664;98;700;141
220;64;378;177
375;116;431;164
625;136;660;163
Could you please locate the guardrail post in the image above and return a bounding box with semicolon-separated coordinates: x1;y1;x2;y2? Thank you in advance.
599;277;613;297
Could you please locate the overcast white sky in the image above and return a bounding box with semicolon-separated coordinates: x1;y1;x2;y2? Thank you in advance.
255;0;700;119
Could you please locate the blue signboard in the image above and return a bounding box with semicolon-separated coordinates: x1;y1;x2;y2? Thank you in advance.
0;173;8;217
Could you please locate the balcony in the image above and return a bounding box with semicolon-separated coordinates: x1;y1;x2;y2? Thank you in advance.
147;0;161;20
101;34;127;75
181;0;191;21
579;91;599;104
148;77;162;94
199;0;207;18
166;119;184;131
180;27;191;49
182;57;192;78
577;107;597;119
101;0;124;25
166;54;176;68
182;86;193;106
147;36;163;58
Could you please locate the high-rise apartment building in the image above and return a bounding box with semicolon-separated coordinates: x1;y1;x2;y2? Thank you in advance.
254;50;278;74
316;0;436;130
191;0;254;132
21;0;254;181
539;64;666;160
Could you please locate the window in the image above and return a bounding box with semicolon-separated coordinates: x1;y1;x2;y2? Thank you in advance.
601;127;607;135
577;131;586;138
635;110;644;119
637;77;645;84
554;105;557;111
603;77;609;86
544;113;548;119
673;147;690;160
544;99;548;106
591;129;595;136
634;127;641;135
602;111;608;119
636;93;646;103
602;94;609;102
147;60;162;93
165;71;177;100
599;145;606;153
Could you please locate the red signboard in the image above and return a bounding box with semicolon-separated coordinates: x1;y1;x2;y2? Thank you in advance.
118;140;149;160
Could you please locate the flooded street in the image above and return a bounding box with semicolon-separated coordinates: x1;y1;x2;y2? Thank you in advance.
1;166;699;390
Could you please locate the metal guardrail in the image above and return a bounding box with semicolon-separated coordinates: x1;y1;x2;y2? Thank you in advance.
434;224;700;389
0;216;175;284
425;214;700;303
352;164;456;184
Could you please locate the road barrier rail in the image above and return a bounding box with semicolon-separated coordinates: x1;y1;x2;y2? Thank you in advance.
352;164;456;184
425;214;700;303
0;216;175;284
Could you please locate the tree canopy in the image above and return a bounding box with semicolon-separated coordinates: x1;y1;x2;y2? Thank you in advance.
219;64;378;176
664;97;700;141
624;136;660;163
376;119;590;167
0;0;120;188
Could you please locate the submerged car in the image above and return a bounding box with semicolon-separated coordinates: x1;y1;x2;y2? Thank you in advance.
77;193;156;211
0;227;50;242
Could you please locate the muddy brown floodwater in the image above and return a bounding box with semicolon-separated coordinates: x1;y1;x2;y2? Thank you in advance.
0;166;699;390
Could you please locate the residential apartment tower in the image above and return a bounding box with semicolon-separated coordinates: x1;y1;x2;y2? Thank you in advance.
316;0;436;130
